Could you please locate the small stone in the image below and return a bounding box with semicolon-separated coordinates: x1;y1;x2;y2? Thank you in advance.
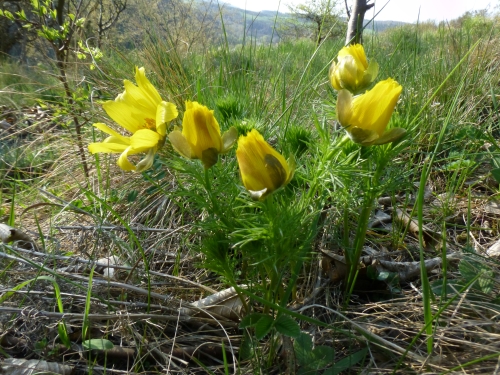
485;201;500;215
487;240;500;257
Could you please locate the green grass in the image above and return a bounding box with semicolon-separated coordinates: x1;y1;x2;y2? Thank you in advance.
1;8;500;375
0;59;62;106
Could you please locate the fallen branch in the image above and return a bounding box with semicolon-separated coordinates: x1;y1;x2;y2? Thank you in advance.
321;249;462;282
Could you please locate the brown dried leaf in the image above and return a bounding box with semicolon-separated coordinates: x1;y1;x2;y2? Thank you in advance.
394;209;440;249
320;250;348;282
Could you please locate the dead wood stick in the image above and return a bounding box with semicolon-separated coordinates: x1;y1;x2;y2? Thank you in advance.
374;253;462;282
322;250;462;282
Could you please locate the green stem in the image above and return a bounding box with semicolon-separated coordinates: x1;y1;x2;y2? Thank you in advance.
345;155;387;297
204;167;230;229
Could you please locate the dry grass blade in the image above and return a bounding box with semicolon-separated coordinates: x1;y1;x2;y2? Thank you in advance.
0;358;73;375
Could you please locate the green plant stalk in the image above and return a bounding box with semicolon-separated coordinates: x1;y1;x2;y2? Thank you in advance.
466;187;472;248
267;197;281;300
440;220;448;302
3;244;113;308
281;35;331;142
234;284;376;342
34;214;45;251
221;341;230;375
442;353;500;375
204;167;230;229
281;203;323;308
82;266;95;341
345;156;387;295
417;160;434;354
8;183;15;227
0;275;70;347
413;68;467;354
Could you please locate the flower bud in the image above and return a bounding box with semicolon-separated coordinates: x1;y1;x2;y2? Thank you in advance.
337;78;406;146
168;101;237;169
329;44;379;94
236;129;295;200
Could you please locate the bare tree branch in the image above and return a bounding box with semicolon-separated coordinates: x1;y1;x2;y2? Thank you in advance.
344;0;350;18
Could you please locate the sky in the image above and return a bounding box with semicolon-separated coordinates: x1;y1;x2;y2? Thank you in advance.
220;0;496;23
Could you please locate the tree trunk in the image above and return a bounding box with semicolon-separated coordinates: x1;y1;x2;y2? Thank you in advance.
345;0;374;45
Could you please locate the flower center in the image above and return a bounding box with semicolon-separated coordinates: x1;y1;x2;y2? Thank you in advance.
141;118;156;131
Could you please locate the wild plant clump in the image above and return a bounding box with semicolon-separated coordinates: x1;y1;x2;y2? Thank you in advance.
1;2;500;374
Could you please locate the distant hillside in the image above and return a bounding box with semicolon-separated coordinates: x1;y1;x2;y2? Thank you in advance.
109;0;409;50
216;2;407;43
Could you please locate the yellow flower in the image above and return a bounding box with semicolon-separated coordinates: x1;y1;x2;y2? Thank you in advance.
236;129;295;200
329;44;379;94
88;67;178;172
168;101;237;169
337;78;406;146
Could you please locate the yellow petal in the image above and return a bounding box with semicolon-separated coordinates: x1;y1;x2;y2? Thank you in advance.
330;44;377;93
130;129;161;152
347;127;380;145
371;127;407;145
102;101;142;134
156;101;178;136
264;154;288;189
236;129;291;195
117;147;136;171
350;78;402;136
248;188;268;200
201;148;219;169
88;141;129;154
338;44;368;69
363;60;379;87
221;126;238;153
168;130;192;159
136;148;156;172
337;56;361;92
122;79;157;120
134;67;162;106
337;89;353;128
182;101;222;160
329;61;342;91
93;123;130;144
285;154;296;186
